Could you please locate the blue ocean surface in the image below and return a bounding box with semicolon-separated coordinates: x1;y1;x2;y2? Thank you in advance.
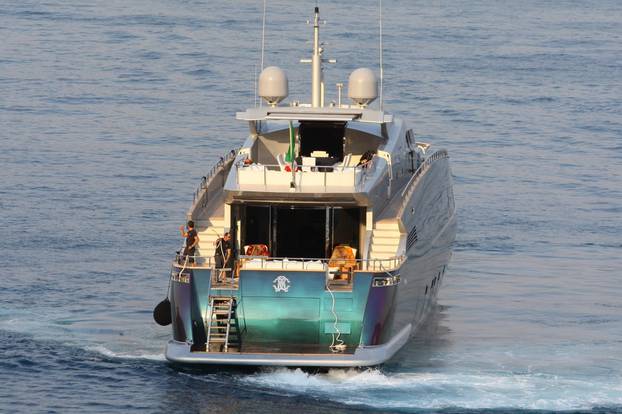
1;0;621;412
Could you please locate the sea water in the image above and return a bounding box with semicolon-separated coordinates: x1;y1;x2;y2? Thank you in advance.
1;0;621;412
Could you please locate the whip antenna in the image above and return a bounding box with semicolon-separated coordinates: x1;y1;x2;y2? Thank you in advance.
253;63;258;107
260;0;267;70
379;0;384;110
259;0;267;107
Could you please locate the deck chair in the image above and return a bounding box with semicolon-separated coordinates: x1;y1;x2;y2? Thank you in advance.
328;245;357;281
276;153;286;171
334;153;352;172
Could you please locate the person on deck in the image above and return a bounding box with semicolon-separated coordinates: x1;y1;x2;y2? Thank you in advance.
179;220;199;264
357;150;375;168
214;232;233;282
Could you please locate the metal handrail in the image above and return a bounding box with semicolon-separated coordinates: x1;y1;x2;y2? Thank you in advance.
398;149;449;216
237;255;405;272
171;255;405;271
235;161;374;191
236;162;362;172
170;254;405;281
172;254;215;268
192;148;239;206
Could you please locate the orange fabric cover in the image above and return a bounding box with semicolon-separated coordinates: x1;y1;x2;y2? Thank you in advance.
245;244;269;256
328;245;356;270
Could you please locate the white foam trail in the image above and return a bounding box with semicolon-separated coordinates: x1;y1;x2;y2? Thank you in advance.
1;308;166;362
240;368;622;410
86;345;166;361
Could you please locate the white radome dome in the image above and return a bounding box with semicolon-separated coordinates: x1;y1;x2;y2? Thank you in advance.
348;68;378;107
258;66;288;106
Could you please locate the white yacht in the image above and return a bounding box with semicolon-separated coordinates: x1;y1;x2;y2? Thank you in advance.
154;7;456;367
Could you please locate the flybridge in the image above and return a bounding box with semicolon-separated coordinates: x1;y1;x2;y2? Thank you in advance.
236;107;393;124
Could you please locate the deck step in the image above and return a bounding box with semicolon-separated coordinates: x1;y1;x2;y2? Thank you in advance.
195;218;225;227
370;244;398;254
197;231;223;238
369;252;397;259
371;236;399;246
197;229;222;242
372;229;400;238
374;221;400;230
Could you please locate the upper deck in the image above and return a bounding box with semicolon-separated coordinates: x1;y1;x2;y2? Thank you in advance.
223;113;403;204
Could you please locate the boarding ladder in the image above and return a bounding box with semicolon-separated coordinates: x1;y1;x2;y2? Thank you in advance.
205;296;240;352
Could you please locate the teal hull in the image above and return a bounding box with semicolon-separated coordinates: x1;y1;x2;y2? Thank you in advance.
169;268;400;354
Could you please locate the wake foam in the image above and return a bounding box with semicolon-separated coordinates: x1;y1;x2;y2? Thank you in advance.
86;345;166;361
240;367;622;411
1;308;166;362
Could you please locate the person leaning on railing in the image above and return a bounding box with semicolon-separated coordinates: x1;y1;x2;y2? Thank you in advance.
357;150;376;168
179;220;199;264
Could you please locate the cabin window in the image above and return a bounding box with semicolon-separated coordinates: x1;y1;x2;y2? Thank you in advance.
275;207;327;258
243;206;271;247
299;121;345;160
238;205;361;259
331;208;361;252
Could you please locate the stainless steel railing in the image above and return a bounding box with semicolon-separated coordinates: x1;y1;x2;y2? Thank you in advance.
242;255;406;272
398;149;449;216
171;255;405;271
192;148;239;207
234;161;376;192
172;253;215;268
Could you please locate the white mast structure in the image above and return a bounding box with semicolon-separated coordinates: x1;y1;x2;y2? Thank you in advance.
301;7;335;108
311;7;322;107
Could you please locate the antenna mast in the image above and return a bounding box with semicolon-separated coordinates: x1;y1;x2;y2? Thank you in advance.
311;7;322;107
300;7;335;107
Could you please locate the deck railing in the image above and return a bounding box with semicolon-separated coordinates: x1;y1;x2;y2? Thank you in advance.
192;148;239;208
235;162;375;192
172;254;405;272
238;255;405;272
398;149;449;216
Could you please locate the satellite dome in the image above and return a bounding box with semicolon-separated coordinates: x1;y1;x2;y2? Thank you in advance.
258;66;288;106
348;68;378;107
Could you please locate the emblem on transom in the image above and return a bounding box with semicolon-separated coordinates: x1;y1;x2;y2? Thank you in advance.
273;275;291;293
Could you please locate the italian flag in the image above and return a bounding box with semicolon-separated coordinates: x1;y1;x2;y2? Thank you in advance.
285;121;295;170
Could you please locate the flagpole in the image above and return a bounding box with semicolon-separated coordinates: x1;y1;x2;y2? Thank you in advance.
289;122;296;189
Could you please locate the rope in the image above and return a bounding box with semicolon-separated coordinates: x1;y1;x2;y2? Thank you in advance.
326;281;346;353
179;252;189;274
